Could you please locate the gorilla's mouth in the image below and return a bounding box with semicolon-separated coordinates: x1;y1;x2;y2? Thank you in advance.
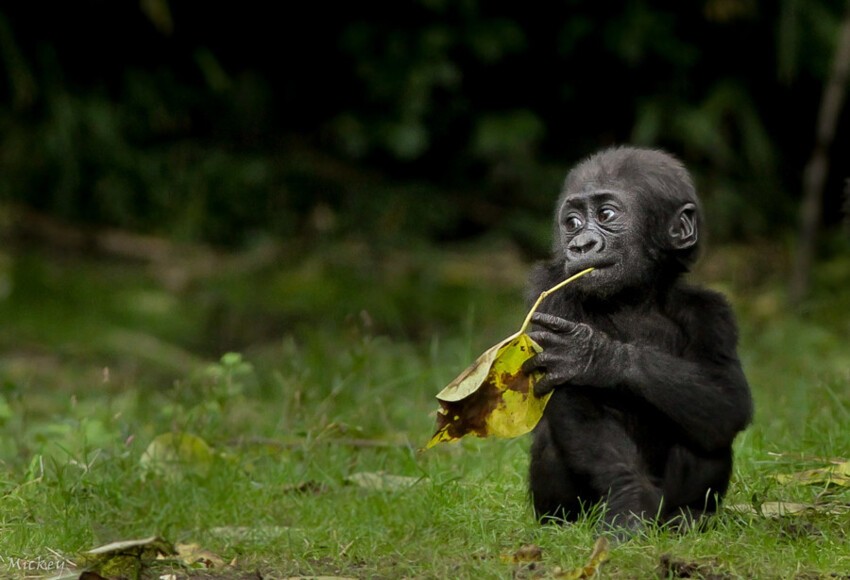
565;260;615;273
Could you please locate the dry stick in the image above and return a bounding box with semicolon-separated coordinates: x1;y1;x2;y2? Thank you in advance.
518;267;594;334
790;0;850;304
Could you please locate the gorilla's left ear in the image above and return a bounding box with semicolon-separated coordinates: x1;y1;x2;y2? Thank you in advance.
668;202;698;250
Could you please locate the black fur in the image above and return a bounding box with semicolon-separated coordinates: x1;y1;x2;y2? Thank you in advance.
524;147;752;533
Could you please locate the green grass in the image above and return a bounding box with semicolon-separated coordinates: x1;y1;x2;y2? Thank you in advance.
0;240;849;578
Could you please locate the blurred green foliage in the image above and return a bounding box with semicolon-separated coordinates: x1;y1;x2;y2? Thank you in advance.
0;0;848;249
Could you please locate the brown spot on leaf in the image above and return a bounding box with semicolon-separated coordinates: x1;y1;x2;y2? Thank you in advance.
434;377;503;439
499;369;531;395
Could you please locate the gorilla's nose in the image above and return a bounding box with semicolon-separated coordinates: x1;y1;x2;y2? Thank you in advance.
568;233;602;255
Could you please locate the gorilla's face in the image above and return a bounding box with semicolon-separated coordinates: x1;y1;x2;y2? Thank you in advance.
556;186;651;298
553;147;701;300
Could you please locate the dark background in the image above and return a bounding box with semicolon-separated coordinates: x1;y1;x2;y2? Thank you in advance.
1;1;847;245
0;0;848;360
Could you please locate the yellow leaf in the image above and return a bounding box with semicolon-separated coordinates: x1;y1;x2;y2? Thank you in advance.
725;501;849;517
176;542;225;569
139;432;214;480
81;536;176;579
555;536;610;579
726;502;812;516
86;536;175;557
426;268;593;449
774;461;850;487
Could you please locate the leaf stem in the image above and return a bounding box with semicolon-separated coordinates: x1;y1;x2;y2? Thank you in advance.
518;268;594;334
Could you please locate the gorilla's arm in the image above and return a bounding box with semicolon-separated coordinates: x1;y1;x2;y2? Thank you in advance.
524;293;752;453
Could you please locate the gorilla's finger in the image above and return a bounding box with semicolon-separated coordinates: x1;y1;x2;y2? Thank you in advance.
533;371;572;396
522;355;543;375
533;377;557;397
527;331;563;351
531;312;578;333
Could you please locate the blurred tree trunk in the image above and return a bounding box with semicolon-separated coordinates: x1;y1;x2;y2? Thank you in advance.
845;179;850;234
790;0;850;305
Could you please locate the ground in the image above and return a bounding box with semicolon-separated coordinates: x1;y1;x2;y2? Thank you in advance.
0;238;849;578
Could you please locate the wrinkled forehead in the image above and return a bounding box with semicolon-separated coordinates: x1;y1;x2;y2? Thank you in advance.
557;178;641;214
561;156;697;205
559;187;630;207
563;167;649;195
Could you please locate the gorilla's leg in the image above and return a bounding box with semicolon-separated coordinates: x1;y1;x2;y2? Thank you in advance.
530;394;664;533
529;419;584;521
660;445;733;528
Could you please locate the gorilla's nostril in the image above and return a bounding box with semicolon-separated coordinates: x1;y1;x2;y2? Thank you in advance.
569;235;599;254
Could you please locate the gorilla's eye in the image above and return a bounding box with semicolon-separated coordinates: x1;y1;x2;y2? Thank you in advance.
597;207;618;223
564;215;583;233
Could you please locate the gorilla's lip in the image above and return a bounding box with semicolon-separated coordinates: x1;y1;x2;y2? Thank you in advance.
565;260;615;273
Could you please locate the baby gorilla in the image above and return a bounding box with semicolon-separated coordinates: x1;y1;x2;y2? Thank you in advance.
523;146;752;534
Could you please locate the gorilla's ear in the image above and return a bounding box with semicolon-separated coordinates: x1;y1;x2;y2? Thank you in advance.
669;202;698;250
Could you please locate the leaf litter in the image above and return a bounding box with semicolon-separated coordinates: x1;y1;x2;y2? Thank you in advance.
774;460;850;487
78;536;231;579
726;456;850;519
501;537;609;579
345;471;422;491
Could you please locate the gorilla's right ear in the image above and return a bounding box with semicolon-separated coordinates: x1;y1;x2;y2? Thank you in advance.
669;203;698;250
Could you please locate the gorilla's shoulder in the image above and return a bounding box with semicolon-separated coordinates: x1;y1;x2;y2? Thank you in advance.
668;283;738;333
672;283;733;308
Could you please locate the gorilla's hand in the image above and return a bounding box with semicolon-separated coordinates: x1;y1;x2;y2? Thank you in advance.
523;312;627;396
